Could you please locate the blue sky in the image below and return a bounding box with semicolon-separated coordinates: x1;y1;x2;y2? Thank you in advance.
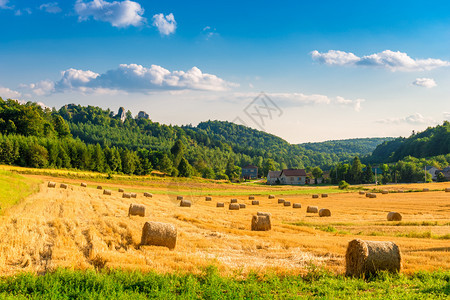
1;0;450;143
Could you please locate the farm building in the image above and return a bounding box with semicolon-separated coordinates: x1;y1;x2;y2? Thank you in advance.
267;171;282;184
425;166;440;181
242;165;258;179
280;169;307;185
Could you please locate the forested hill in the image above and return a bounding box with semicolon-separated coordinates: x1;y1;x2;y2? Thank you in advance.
299;138;394;162
365;121;450;164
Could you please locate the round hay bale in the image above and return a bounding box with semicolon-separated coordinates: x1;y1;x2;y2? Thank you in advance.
445;188;450;192
307;206;318;213
283;201;291;207
257;212;271;217
249;196;255;200
312;194;319;199
141;221;177;250
277;199;285;204
103;189;112;195
345;239;401;277
381;190;388;194
128;204;146;217
251;200;259;205
180;200;192;207
251;215;271;231
370;193;377;198
239;203;246;209
229;203;240;210
144;192;152;198
423;188;429;192
321;194;328;198
48;182;56;188
387;212;402;221
80;183;87;187
118;188;124;193
319;208;331;217
131;193;137;198
359;191;365;195
365;193;371;197
292;203;302;208
268;195;275;199
122;193;131;198
177;196;183;200
230;199;238;203
397;190;404;193
205;196;212;201
97;186;102;190
60;183;68;189
216;202;224;207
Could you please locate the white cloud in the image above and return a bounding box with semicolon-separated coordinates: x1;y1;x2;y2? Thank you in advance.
152;13;176;35
311;50;450;71
412;77;437;88
20;80;56;96
203;26;218;39
23;64;236;95
75;0;146;28
0;87;21;99
377;113;435;125
0;0;11;9
14;8;32;16
39;2;62;14
335;96;365;112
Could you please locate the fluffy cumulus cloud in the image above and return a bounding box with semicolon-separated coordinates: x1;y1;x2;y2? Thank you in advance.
0;87;21;99
0;0;10;9
377;113;435;125
39;2;62;14
412;77;437;88
152;13;176;35
23;64;236;95
311;50;450;72
75;0;146;27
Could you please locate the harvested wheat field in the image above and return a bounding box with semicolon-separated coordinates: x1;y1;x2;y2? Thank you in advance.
0;174;449;277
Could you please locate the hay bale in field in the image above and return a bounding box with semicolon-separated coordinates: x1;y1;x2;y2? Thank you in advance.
230;198;238;203
268;195;275;199
321;194;328;198
122;193;131;198
144;192;152;198
251;214;271;231
312;194;319;199
257;212;271;217
397;190;404;193
283;201;291;207
118;188;124;193
249;196;255;200
307;206;318;213
319;208;331;217
387;212;402;221
81;183;87;187
180;200;192;207
128;204;146;217
345;239;401;277
205;196;212;201
423;188;429;192
365;193;371;197
381;190;388;194
293;203;302;208
359;191;365;195
239;203;246;209
252;200;259;205
131;193;137;198
97;186;102;190
177;196;183;200
445;188;450;192
216;202;224;207
370;193;377;198
229;203;240;210
60;183;68;189
141;221;177;250
103;189;112;195
48;182;56;188
278;199;285;204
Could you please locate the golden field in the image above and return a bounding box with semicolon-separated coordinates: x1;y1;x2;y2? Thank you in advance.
0;168;449;276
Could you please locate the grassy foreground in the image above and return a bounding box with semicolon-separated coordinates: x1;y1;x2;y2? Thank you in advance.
0;268;448;299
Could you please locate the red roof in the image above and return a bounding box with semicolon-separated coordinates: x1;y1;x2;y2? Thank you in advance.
281;169;306;176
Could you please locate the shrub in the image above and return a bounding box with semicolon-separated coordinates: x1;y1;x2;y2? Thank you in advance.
339;180;349;189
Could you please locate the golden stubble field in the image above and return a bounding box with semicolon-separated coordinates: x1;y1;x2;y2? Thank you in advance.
0;176;448;276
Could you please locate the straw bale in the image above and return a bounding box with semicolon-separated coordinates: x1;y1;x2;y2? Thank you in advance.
307;206;319;213
128;204;146;217
251;215;271;231
141;221;177;250
319;208;331;217
387;212;402;221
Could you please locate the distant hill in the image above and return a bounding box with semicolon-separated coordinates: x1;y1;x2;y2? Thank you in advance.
299;137;395;162
365;121;450;164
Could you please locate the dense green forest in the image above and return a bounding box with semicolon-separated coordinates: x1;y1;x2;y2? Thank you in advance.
300;137;394;162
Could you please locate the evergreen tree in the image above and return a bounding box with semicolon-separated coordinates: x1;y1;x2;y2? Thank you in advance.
349;156;363;183
178;157;193;177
